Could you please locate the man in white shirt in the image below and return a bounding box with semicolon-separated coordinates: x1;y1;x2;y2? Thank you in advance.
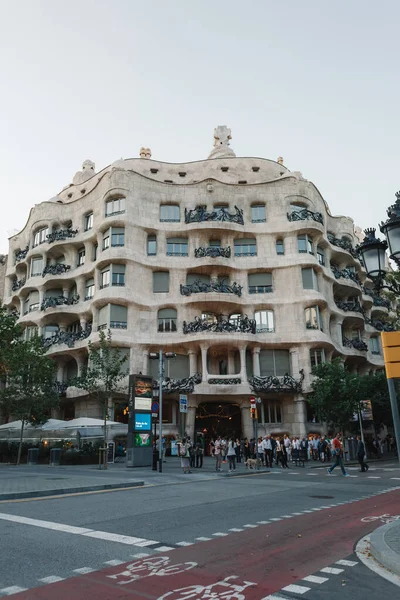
262;435;273;468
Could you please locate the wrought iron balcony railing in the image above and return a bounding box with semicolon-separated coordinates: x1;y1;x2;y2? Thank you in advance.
364;316;395;332
12;277;26;291
54;381;69;396
153;373;202;394
15;246;29;262
249;370;305;393
180;278;242;297
249;285;273;294
342;337;368;351
327;234;358;258
371;294;391;309
42;263;71;277
194;246;231;258
287;209;324;225
334;299;364;313
42;325;92;349
47;227;78;244
185;205;244;225
208;378;241;385
330;264;361;285
41;294;80;311
183;315;256;334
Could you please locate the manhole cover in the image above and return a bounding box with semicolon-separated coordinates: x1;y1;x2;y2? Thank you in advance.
309;495;334;499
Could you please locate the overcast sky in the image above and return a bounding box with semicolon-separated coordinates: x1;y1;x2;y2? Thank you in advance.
0;0;398;253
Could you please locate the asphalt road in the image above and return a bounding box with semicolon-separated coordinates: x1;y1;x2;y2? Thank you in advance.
0;463;399;598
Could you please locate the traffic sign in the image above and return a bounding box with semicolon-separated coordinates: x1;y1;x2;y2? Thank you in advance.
179;394;188;413
250;396;256;405
151;401;160;413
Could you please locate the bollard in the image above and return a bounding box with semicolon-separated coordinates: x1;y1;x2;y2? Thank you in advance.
49;448;61;467
27;448;39;465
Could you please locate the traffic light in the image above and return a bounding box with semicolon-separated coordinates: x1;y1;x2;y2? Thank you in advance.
250;406;257;419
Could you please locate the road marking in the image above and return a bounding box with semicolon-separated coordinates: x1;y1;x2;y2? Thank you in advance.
336;559;358;567
320;567;344;574
391;477;400;480
176;542;194;546
282;583;311;594
133;539;160;547
0;512;93;535
281;515;293;518
0;586;28;595
229;528;244;532
293;512;303;515
257;521;270;524
131;553;151;558
287;472;300;475
104;559;125;566
368;476;381;479
243;524;258;528
154;546;175;552
73;567;96;574
349;475;358;478
302;510;313;513
83;531;157;546
196;537;212;541
212;532;229;537
308;473;318;476
303;575;329;583
269;517;282;521
261;595;289;599
310;508;322;511
38;576;65;584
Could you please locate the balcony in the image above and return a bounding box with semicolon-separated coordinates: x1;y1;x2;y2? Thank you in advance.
184;205;244;225
42;325;92;349
12;277;26;292
180;278;242;297
334;299;364;314
41;294;79;311
249;370;305;393
97;321;127;330
194;246;231;258
183;315;256;334
330;264;361;286
153;373;202;394
42;264;71;277
327;234;358;258
371;294;391;309
287;209;324;225
342;337;368;352
364;316;395;332
15;246;29;263
249;285;273;294
54;381;69;396
47;227;78;244
208;377;241;385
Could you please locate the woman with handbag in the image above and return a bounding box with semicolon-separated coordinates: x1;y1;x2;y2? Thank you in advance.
179;438;191;474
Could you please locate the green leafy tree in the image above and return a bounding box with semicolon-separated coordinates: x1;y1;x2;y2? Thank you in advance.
71;329;128;468
0;336;59;465
0;304;21;383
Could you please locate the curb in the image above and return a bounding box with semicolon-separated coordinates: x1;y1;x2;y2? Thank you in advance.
0;481;144;501
370;521;400;577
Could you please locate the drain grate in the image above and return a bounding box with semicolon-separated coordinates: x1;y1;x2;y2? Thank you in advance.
309;495;334;499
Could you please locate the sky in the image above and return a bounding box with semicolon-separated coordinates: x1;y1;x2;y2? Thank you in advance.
0;0;398;254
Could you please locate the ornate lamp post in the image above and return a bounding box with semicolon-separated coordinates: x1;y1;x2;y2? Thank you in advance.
149;351;176;472
357;192;400;464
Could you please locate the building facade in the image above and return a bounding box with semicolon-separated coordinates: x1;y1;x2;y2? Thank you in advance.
2;127;387;439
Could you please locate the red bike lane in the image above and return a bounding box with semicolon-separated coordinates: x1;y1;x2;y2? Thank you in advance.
13;489;400;600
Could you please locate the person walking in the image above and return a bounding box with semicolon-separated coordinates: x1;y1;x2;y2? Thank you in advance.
327;433;349;477
235;438;241;463
214;436;222;472
356;435;369;472
263;435;273;468
179;438;191;474
195;436;204;468
257;437;264;465
280;437;289;468
227;438;237;473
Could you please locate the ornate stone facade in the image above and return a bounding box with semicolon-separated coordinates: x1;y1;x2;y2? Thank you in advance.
2;128;385;438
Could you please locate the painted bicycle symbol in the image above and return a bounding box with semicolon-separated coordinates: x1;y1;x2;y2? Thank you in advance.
107;556;197;586
157;575;257;600
361;514;400;525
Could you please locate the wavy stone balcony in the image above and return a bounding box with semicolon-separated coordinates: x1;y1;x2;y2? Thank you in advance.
152;373;202;394
194;246;231;258
184;205;244;225
183;315;256;334
334;299;364;314
41;294;80;311
12;277;26;292
330;264;361;286
371;294;391;310
54;381;69;396
287;209;324;225
364;316;395;332
42;325;92;349
208;377;242;385
47;227;78;244
42;263;71;277
249;370;305;393
342;337;368;352
180;278;242;297
327;234;358;258
15;246;29;263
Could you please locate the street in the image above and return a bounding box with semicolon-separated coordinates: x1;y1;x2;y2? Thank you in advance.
0;460;399;598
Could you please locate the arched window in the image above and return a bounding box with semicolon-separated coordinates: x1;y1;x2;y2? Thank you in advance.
158;308;177;332
33;226;49;247
105;197;125;217
147;234;157;256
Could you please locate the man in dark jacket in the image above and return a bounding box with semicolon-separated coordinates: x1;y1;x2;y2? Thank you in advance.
357;435;369;472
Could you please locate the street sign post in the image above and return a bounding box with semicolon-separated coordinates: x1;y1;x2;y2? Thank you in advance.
382;332;400;465
179;394;188;438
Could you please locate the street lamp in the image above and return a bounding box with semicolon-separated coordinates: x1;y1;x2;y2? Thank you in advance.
149;350;176;473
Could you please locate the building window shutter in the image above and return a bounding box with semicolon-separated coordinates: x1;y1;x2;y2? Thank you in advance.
153;271;170;293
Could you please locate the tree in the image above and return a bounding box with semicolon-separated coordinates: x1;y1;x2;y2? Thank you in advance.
71;329;128;468
0;305;21;383
0;335;59;465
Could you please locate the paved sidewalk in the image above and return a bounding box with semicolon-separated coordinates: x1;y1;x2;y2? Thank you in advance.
370;520;400;576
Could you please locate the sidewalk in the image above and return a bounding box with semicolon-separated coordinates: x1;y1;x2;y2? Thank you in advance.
370;520;400;577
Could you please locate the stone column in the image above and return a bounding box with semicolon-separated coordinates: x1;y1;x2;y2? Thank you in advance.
227;349;235;374
289;348;300;378
80;317;87;329
76;276;86;301
62;286;69;299
76;354;86;376
185;405;197;440
241;404;253;439
239;345;248;383
294;396;307;438
200;346;208;381
252;347;261;377
188;350;198;376
142;351;149;376
57;362;64;382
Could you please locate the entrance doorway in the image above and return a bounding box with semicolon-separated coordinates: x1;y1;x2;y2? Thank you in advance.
195;402;242;448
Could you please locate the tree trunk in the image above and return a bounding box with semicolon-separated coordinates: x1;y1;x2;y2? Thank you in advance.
17;420;25;466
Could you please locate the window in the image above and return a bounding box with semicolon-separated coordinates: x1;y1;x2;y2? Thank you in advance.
112;264;125;286
229;313;241;327
93;245;98;261
153;271;170;293
110;304;128;329
84;213;93;231
248;272;273;294
85;278;95;300
310;348;325;368
101;268;110;288
297;234;314;254
186;273;210;286
317;246;325;266
260;349;290;376
276;239;284;255
290;202;307;213
147;234;157;256
31;257;43;276
210;239;221;248
158;308;177;332
43;325;59;339
261;400;282;424
116;348;130;374
77;247;85;266
103;230;110;250
111;227;125;247
105;197;125;216
167;237;188;256
33;227;49;247
305;306;323;330
302;268;319;290
24;291;40;314
25;326;38;340
160;204;180;222
352;329;361;340
370;337;381;355
251;204;266;223
255;310;275;333
234;238;257;257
